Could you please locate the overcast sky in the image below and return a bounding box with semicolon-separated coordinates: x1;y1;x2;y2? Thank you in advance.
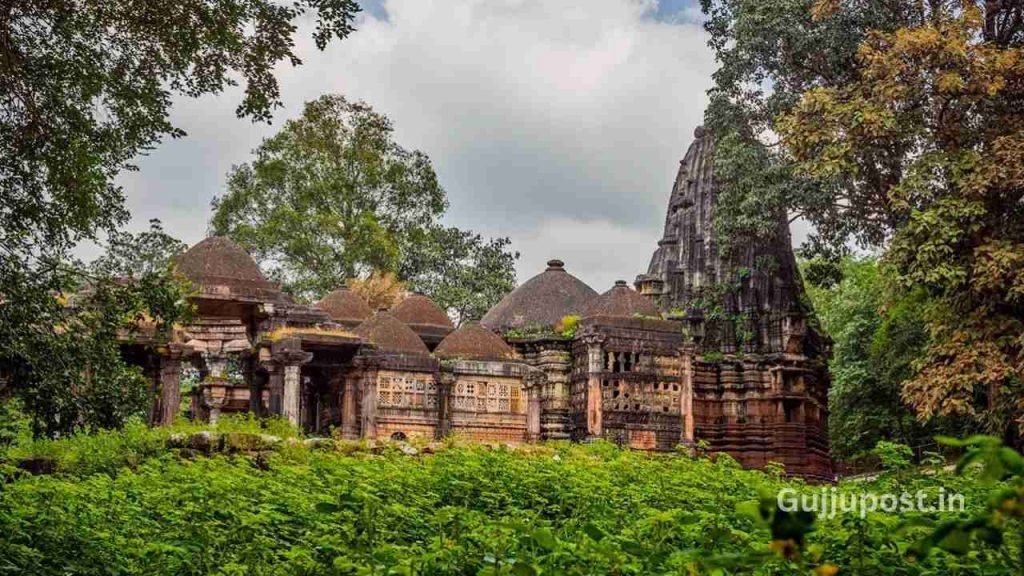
107;0;740;293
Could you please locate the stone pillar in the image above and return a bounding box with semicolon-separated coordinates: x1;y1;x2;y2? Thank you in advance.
525;369;545;442
340;373;359;440
264;340;311;426
275;350;312;427
266;363;283;416
243;355;261;416
251;368;268;417
283;365;301;426
202;386;227;424
680;352;695;444
584;336;605;439
356;355;382;440
156;344;189;426
437;372;454;439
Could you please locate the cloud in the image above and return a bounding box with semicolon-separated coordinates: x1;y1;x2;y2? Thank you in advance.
104;0;721;293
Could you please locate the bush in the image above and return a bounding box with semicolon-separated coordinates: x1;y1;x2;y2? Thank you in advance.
0;427;1005;575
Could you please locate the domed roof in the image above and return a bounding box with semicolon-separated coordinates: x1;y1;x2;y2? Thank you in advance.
174;236;279;299
390;293;454;329
176;236;267;284
316;287;373;324
354;311;429;355
582;280;662;318
481;259;597;332
434;321;514;361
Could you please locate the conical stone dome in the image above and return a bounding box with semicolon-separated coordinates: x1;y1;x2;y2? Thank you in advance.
435;321;514;361
391;293;453;328
174;236;279;300
354;310;430;355
316;287;373;326
582;280;661;318
481;259;597;332
390;292;454;350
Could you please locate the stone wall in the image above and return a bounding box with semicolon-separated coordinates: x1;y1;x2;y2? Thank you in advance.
509;339;573;440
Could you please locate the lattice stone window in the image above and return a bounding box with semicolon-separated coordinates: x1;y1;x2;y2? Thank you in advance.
454;381;478;411
454;379;524;414
510;386;523;413
378;374;437;409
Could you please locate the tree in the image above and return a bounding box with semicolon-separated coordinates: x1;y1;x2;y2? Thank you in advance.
400;227;518;326
700;0;917;256
703;0;1024;440
210;94;519;322
0;0;359;435
802;256;959;459
778;2;1024;440
8;222;192;437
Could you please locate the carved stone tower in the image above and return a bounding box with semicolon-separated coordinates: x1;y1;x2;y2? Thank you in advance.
637;127;833;480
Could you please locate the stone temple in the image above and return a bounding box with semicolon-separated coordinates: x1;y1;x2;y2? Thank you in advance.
127;127;832;479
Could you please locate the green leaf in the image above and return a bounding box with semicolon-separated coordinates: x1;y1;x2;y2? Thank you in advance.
534;527;557;551
511;562;538;576
315;502;340;514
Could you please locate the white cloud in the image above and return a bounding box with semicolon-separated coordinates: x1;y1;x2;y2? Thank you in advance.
104;0;722;291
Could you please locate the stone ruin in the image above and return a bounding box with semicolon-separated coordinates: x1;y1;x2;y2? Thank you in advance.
121;126;832;480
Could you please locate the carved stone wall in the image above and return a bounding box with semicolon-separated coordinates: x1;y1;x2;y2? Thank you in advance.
375;368;441;440
508;339;573;440
572;316;688;450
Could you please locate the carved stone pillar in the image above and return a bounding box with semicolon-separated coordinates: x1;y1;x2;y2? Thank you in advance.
266;363;283;416
202;386;228;424
437;372;454;439
355;355;382;440
584;336;605;439
340;373;359;440
156;344;189;426
277;350;313;427
680;352;695;444
250;368;268;417
525;369;545;442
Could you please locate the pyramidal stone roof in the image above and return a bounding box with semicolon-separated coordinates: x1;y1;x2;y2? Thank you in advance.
582;280;662;318
316;287;373;324
390;293;454;329
174;236;279;300
481;259;597;332
354;310;430;355
434;321;514;361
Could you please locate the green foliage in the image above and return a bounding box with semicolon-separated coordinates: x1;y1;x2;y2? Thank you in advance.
700;0;913;255
503;326;565;341
802;256;950;460
557;315;580;339
871;440;914;472
702;351;725;363
703;0;1024;436
0;398;31;449
1;0;358;439
4;222;193;438
0;427;1010;574
910;436;1024;564
210;94;518;321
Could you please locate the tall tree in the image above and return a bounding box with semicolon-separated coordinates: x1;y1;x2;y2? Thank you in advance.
700;0;916;256
210;94;519;322
779;1;1024;440
702;0;1024;440
0;0;359;435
